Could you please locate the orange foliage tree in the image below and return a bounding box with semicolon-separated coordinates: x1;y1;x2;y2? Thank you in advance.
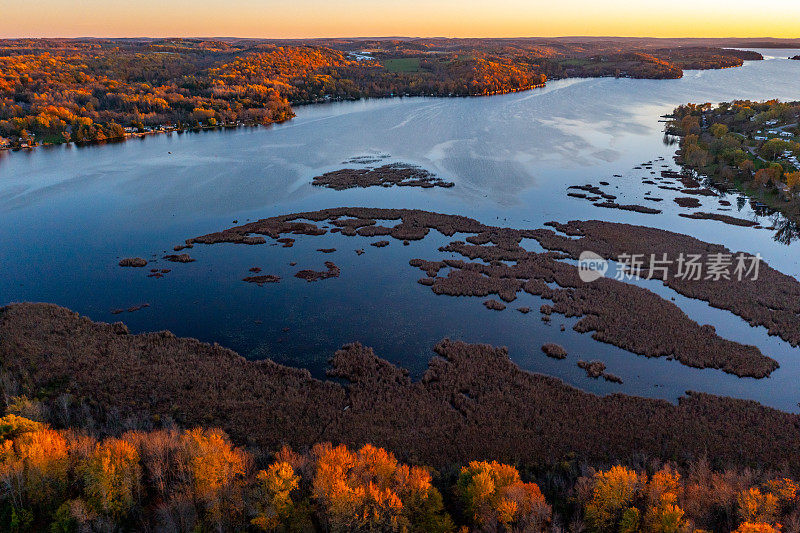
457;460;551;531
310;443;452;532
0;416;69;527
733;523;781;533
584;465;645;532
181;427;250;527
251;460;304;531
82;437;141;521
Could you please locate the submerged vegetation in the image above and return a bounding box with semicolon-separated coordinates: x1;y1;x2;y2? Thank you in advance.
4;303;800;480
186;207;794;377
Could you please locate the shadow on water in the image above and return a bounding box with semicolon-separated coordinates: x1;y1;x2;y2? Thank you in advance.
773;217;800;245
674;152;800;245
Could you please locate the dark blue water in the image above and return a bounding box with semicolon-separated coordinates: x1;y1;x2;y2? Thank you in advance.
2;50;800;410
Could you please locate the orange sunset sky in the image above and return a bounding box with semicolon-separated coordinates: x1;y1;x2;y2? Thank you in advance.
3;0;800;38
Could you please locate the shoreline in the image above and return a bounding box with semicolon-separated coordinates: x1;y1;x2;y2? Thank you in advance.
3;301;800;471
0;61;757;154
0;84;548;153
667;99;800;236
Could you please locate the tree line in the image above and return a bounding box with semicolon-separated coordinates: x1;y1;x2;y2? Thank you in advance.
668;100;800;221
0;38;759;149
2;411;798;532
0;40;547;148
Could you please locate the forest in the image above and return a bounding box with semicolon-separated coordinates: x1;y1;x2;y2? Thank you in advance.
0;38;760;149
1;412;797;532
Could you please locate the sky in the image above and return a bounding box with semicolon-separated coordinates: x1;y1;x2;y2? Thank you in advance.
3;0;800;38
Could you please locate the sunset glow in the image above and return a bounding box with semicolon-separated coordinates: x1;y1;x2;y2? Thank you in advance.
4;0;800;38
4;0;800;529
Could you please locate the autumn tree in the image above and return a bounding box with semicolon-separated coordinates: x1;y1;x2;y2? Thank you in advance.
0;416;69;529
679;115;701;135
83;437;141;521
710;123;729;138
737;487;778;526
760;138;791;160
683;143;710;168
584;466;643;532
182;427;249;529
739;158;756;176
251;460;312;531
769;163;785;187
763;477;799;513
457;460;551;531
0;415;43;441
122;428;186;502
733;523;780;533
682;460;756;532
785;171;800;192
311;443;452;532
754;169;772;187
643;467;687;533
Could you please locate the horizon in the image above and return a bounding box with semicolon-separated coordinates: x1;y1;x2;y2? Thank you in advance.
5;2;800;530
3;35;800;41
4;0;800;40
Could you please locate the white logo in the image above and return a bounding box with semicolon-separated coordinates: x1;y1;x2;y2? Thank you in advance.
578;251;608;282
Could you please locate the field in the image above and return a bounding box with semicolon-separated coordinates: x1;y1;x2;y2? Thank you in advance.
383;57;421;72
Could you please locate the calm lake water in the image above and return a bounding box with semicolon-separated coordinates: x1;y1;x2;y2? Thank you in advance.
2;49;800;410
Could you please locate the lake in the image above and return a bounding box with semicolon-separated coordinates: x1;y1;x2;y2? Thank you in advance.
2;49;800;410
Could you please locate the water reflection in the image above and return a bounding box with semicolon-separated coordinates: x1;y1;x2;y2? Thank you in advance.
773;218;800;245
662;134;679;146
680;161;800;245
2;49;800;410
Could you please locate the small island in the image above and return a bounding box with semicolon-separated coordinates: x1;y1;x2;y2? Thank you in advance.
312;163;454;190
